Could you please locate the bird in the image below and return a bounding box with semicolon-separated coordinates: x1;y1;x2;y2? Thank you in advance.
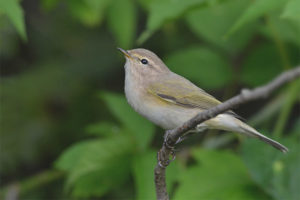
118;47;288;153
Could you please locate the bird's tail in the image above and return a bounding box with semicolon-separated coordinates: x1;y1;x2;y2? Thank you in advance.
206;114;289;153
237;119;288;153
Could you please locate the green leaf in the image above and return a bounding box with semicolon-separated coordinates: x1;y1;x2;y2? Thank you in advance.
281;0;300;22
174;149;267;200
241;43;283;87
227;0;287;36
290;117;300;137
107;0;136;49
165;47;232;89
67;135;132;184
71;162;131;197
67;0;110;26
137;0;156;11
132;150;179;200
138;0;207;43
186;0;255;52
100;92;155;151
259;13;300;47
55;135;133;197
41;0;60;11
55;140;92;171
165;158;180;193
0;0;27;40
242;135;300;200
273;80;300;138
132;151;156;200
85;121;121;137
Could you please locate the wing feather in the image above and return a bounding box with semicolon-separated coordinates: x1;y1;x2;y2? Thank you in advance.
148;74;244;120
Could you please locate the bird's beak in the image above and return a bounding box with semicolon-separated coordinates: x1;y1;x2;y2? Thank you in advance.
118;48;132;59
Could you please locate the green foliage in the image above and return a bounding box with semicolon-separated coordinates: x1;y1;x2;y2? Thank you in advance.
100;92;155;150
40;0;137;48
173;149;267;200
137;0;155;11
1;0;300;199
107;0;136;49
146;0;205;31
54;92;157;198
165;46;232;89
227;0;286;36
0;63;88;175
138;0;208;43
132;151;179;200
273;80;300;138
0;0;26;40
67;0;110;26
241;43;282;86
41;0;60;11
260;13;300;48
242;129;300;200
55;135;133;197
186;0;255;52
86;121;121;137
281;0;300;22
132;151;157;200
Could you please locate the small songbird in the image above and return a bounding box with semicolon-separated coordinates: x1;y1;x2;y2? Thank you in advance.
118;48;288;153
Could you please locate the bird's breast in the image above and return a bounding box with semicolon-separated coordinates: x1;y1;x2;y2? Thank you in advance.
124;73;199;130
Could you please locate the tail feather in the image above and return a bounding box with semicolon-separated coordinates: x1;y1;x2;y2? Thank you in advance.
206;114;288;153
239;122;288;153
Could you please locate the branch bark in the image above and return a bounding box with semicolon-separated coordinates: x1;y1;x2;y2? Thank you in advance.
154;66;300;200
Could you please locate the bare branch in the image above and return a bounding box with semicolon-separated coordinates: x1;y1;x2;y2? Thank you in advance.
155;66;300;200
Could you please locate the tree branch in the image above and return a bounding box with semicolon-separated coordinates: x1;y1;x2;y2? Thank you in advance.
154;66;300;200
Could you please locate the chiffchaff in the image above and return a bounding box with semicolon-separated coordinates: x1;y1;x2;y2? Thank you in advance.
118;48;288;153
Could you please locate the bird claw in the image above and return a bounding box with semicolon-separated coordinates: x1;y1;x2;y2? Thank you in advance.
158;131;177;167
157;149;176;168
175;136;185;145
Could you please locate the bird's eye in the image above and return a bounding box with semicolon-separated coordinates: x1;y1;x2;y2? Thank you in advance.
141;59;148;65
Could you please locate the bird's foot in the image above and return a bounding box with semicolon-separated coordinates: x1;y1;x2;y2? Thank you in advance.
175;136;186;145
158;130;177;167
175;131;197;145
157;149;176;168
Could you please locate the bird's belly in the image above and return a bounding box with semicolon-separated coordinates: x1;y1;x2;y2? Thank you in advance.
124;76;200;130
127;93;199;130
143;104;198;130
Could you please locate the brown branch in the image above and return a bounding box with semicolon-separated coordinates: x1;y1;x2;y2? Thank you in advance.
154;66;300;200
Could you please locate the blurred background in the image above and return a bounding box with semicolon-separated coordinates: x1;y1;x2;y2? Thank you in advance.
0;0;299;199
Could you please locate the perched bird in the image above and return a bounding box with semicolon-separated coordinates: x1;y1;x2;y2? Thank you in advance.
118;48;288;153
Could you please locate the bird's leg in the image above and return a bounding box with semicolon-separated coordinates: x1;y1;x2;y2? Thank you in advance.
175;133;190;144
160;126;207;166
175;126;208;144
174;130;196;144
157;131;176;167
157;148;176;168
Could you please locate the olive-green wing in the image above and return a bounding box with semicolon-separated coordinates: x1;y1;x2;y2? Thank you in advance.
148;75;243;120
148;76;221;109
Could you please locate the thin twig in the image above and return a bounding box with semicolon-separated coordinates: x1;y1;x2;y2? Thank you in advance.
154;66;300;200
